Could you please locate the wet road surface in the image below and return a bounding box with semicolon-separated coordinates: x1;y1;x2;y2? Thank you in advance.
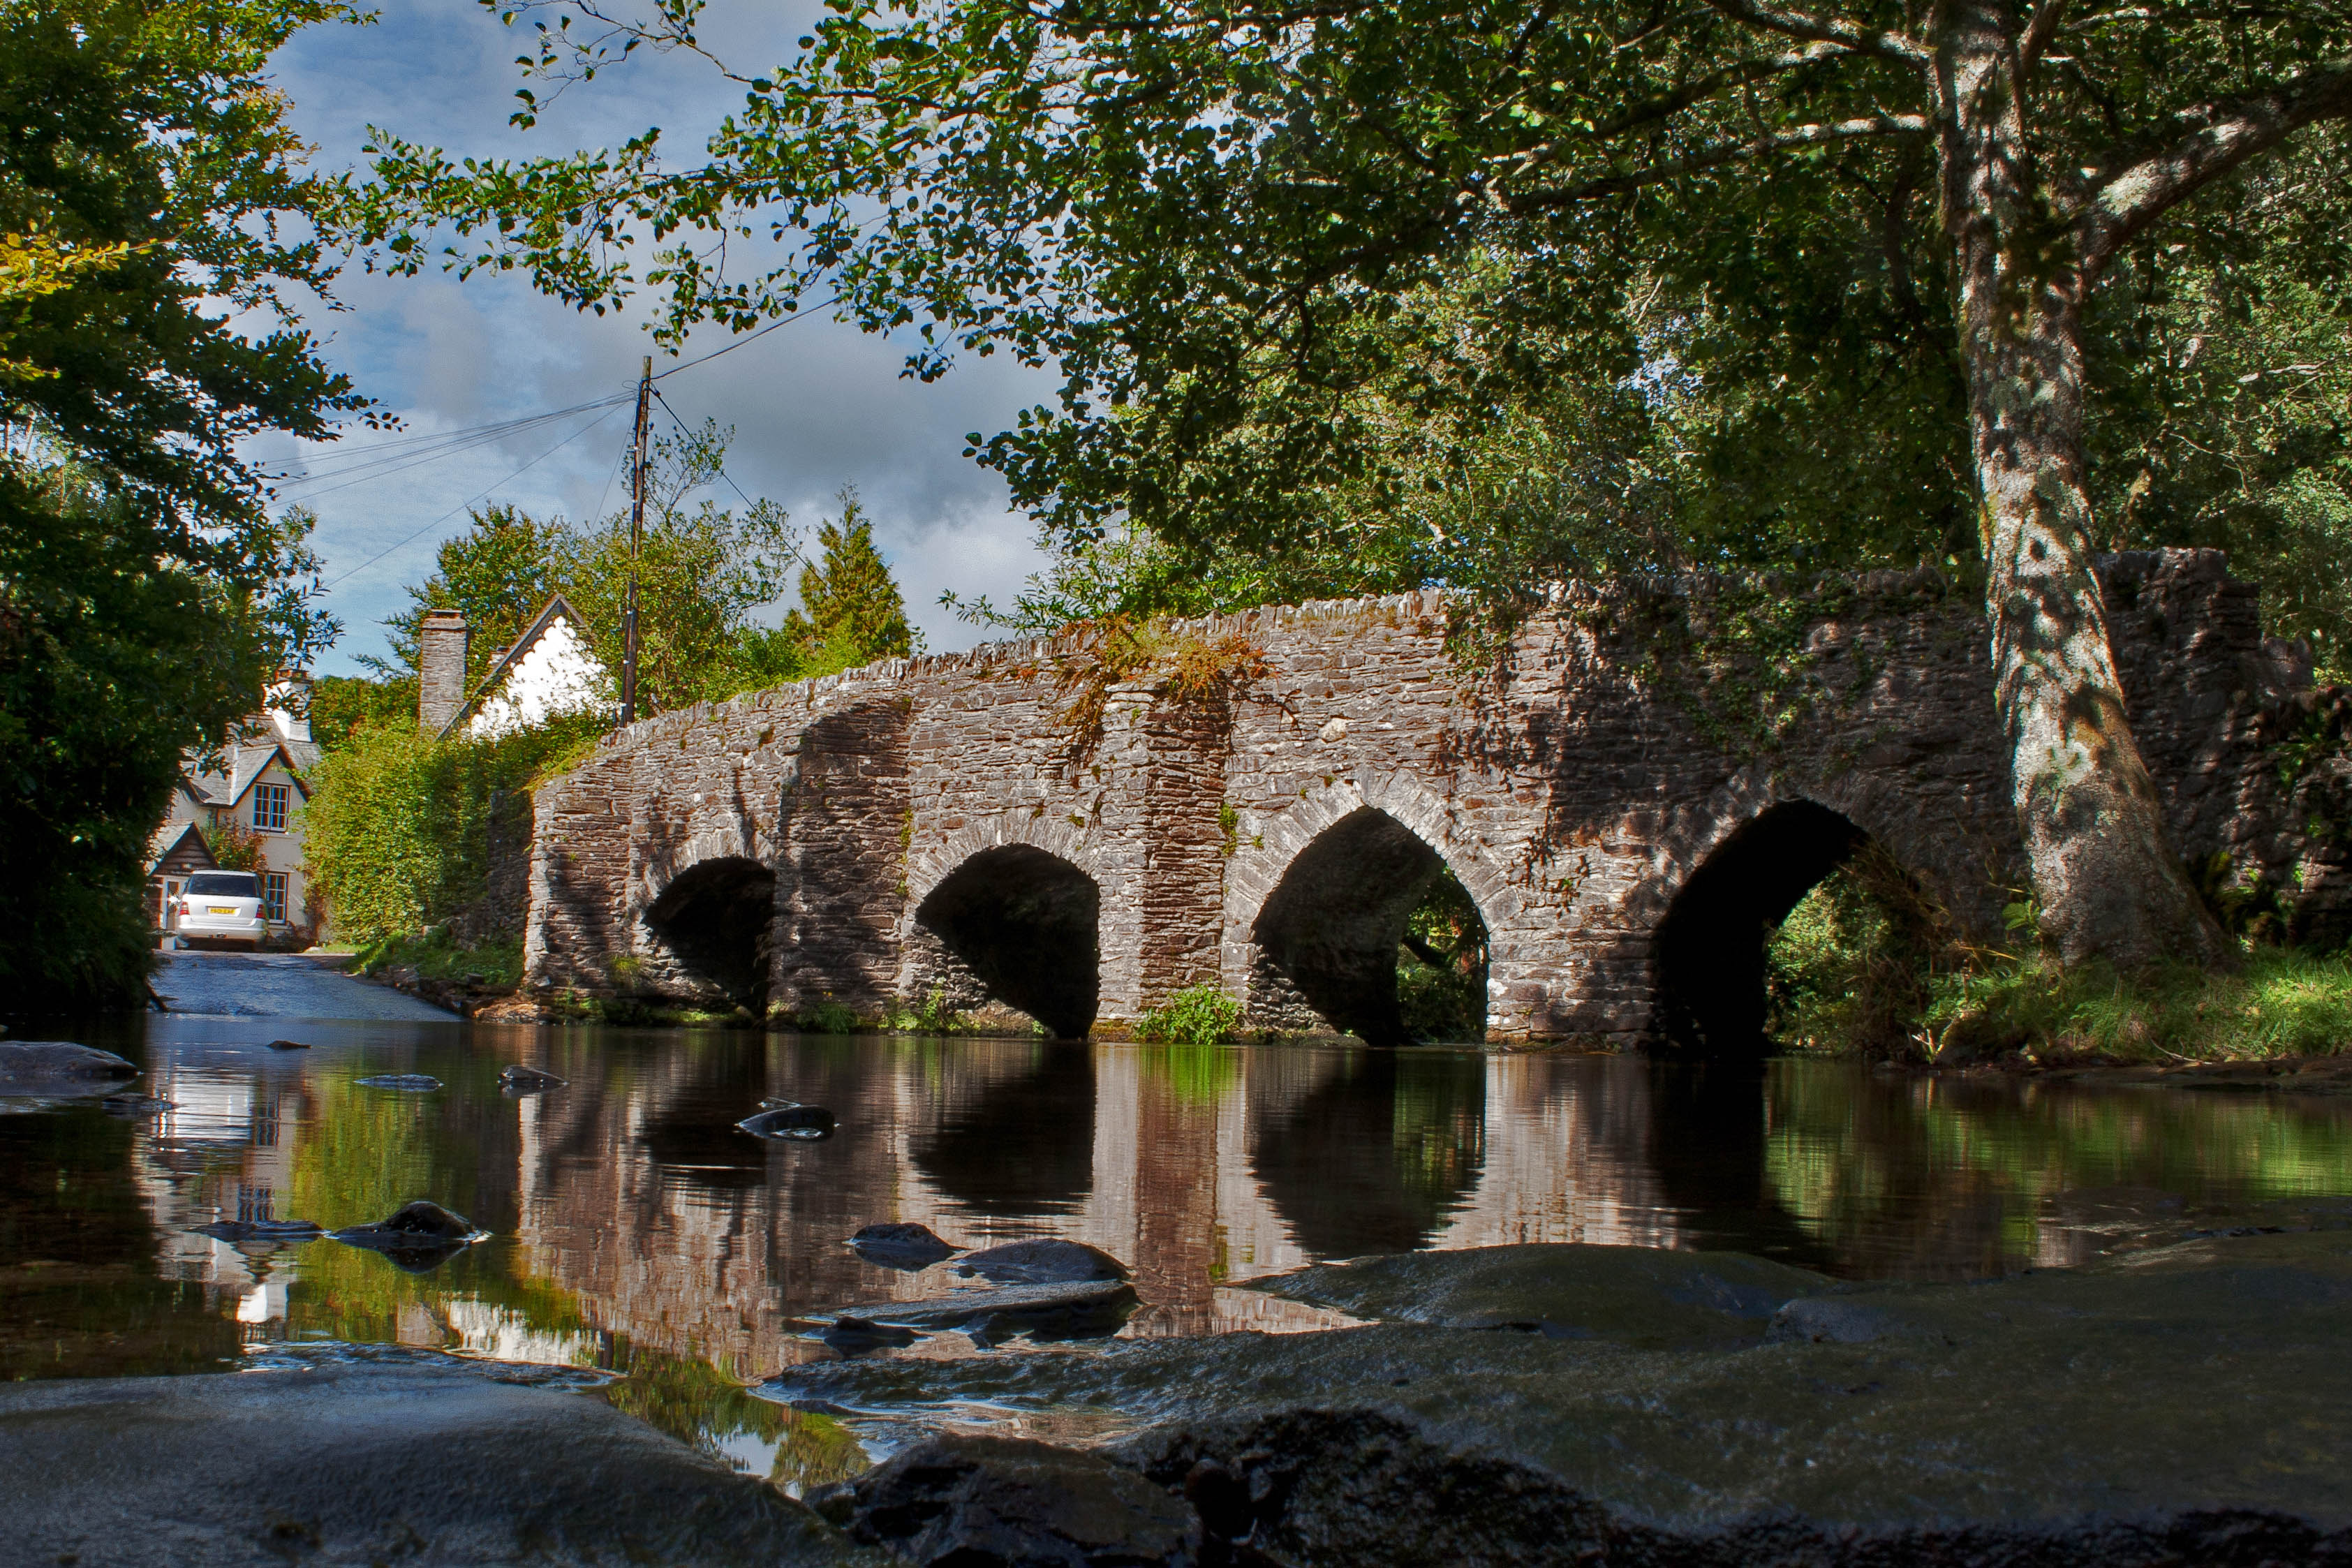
151;950;454;1021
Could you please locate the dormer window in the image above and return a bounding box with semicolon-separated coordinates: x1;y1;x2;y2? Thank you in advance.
253;782;289;833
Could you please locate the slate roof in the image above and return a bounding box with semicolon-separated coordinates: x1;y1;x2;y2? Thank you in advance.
145;819;218;877
182;732;319;811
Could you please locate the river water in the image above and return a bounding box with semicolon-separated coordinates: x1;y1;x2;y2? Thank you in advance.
9;1014;2352;1486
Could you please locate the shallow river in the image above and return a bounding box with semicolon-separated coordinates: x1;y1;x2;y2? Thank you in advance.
9;1014;2352;1487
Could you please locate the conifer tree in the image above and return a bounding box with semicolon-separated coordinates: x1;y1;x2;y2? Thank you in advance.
783;489;917;675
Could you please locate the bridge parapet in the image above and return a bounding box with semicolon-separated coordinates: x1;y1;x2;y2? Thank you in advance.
523;552;2342;1044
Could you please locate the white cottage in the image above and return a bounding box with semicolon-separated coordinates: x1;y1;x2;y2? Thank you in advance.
150;690;322;942
438;593;613;739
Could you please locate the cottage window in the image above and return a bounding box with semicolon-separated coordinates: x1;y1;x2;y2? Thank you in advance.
253;782;289;832
263;872;289;924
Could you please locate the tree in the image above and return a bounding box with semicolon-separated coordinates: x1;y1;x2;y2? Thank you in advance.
555;417;798;710
348;0;2352;968
378;503;568;690
782;489;919;674
1;0;359;1009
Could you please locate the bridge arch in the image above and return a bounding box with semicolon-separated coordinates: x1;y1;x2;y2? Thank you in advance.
1239;789;1505;1045
908;843;1102;1039
641;854;777;1009
1648;790;1929;1057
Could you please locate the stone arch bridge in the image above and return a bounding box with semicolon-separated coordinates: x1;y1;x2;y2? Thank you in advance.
523;550;2341;1048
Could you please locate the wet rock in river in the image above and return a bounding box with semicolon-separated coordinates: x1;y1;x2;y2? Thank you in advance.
498;1063;565;1093
808;1435;1200;1567
818;1315;921;1354
955;1238;1128;1287
738;1104;836;1141
265;1037;311;1050
793;1279;1139;1347
357;1073;441;1091
101;1091;175;1115
0;1041;139;1084
332;1201;482;1273
768;1230;2352;1565
0;1359;865;1566
1255;1241;1833;1349
848;1222;960;1269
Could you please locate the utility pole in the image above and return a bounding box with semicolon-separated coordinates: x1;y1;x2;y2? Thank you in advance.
621;355;650;726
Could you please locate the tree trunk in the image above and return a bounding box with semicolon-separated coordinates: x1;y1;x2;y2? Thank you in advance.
1937;8;2228;970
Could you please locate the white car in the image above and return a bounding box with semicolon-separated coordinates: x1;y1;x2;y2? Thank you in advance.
175;871;269;949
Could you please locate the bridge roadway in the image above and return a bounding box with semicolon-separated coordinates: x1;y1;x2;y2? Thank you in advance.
522;550;2330;1047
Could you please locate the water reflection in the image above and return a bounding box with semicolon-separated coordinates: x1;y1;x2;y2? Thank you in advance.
10;1016;2352;1474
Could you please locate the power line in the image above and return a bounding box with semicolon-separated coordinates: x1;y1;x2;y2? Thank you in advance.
650;294;841;382
321;402;626;589
651;387;764;516
261;393;634;481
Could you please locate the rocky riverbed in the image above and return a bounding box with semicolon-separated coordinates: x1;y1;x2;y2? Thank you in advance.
9;1227;2351;1565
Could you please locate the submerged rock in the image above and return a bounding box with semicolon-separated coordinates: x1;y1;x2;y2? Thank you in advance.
0;1360;866;1566
818;1315;922;1355
357;1073;441;1091
332;1201;483;1273
848;1222;960;1270
265;1037;312;1051
498;1063;566;1093
0;1041;139;1084
739;1104;836;1141
101;1092;176;1116
1255;1241;1833;1349
197;1218;323;1243
790;1279;1138;1347
955;1238;1128;1287
809;1435;1198;1567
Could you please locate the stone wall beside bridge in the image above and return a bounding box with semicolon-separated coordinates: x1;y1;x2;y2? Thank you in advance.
522;549;2347;1048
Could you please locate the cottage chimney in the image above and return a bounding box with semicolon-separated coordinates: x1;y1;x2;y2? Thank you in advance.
418;609;470;734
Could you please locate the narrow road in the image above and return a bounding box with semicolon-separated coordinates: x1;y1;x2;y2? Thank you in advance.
152;950;455;1021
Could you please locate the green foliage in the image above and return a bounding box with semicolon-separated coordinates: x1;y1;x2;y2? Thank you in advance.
202;819;267;873
309;672;417;752
1765;845;1961;1059
0;0;360;1010
1134;984;1243;1046
781;489;919;678
301;714;603;943
793;998;861;1035
376;503;568;688
1918;949;2352;1065
1396;870;1488;1043
355;929;524;989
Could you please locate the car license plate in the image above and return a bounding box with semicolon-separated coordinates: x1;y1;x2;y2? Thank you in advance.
208;906;236;915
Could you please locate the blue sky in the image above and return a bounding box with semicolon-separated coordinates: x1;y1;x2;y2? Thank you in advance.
259;0;1055;675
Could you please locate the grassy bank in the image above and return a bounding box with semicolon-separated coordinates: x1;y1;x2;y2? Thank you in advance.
355;930;523;990
1767;854;2352;1065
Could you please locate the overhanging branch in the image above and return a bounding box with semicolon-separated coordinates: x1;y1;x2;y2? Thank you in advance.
1500;112;1930;212
1698;0;1930;65
2078;59;2352;274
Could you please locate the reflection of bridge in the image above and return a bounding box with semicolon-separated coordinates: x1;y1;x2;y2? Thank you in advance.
526;552;2321;1044
508;1037;1685;1373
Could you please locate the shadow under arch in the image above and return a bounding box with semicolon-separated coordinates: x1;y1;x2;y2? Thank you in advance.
1249;1049;1486;1259
914;845;1101;1040
1653;799;1866;1058
1251;806;1488;1046
910;1041;1097;1216
646;855;777;1009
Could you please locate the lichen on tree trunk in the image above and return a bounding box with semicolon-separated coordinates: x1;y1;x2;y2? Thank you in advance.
1939;6;2227;970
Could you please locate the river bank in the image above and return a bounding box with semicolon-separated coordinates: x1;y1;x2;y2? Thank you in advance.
9;1227;2351;1565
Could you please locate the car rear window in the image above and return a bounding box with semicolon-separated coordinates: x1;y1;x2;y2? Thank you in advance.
187;872;260;897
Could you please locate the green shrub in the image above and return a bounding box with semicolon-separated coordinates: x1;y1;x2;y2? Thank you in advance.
1134;984;1244;1046
799;998;861;1035
301;713;605;945
1765;843;1955;1058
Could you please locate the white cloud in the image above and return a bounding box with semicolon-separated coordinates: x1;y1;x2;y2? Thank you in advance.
263;0;1055;673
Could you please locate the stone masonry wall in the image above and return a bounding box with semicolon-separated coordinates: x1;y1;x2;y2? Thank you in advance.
524;549;2345;1043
